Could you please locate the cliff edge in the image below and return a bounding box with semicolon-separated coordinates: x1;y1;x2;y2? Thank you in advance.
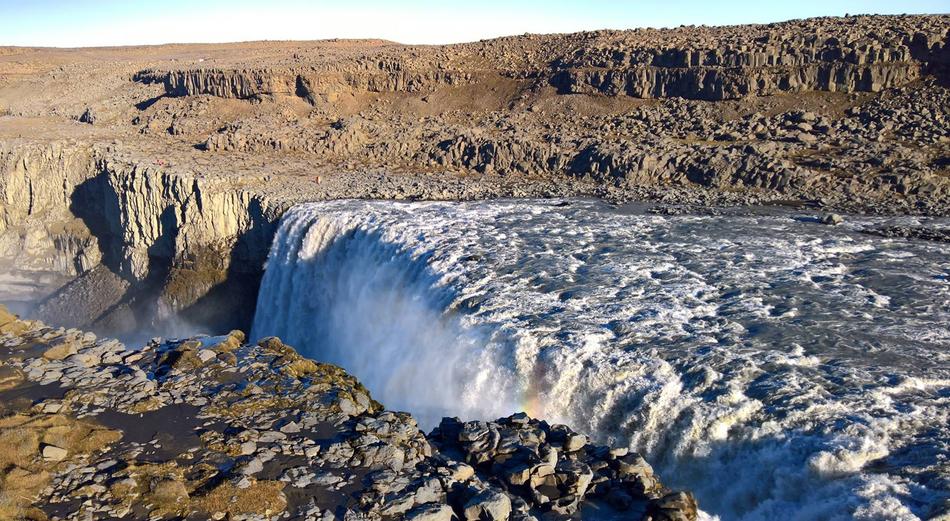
0;305;697;520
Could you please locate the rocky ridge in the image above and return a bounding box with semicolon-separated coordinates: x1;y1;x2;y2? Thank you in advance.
0;305;698;520
136;16;949;102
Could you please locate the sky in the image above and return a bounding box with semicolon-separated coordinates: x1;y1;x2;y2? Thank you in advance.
1;0;947;48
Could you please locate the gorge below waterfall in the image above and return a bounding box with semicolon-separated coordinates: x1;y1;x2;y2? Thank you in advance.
251;199;950;521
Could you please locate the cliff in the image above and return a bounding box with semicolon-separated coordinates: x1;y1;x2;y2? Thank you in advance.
139;15;949;103
135;67;479;103
0;140;99;277
0;305;698;520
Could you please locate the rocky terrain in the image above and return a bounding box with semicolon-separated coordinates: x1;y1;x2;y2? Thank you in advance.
0;304;697;520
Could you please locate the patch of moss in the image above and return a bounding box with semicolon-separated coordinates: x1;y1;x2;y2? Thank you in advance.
126;396;165;414
205;395;297;419
210;330;244;353
282;358;319;378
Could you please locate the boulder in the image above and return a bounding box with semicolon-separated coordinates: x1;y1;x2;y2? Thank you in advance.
43;340;78;361
563;433;587;452
647;491;699;521
42;444;68;461
464;489;511;521
820;213;844;225
407;503;456;521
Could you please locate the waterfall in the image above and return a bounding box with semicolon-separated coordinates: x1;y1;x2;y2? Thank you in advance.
250;205;517;425
251;200;950;521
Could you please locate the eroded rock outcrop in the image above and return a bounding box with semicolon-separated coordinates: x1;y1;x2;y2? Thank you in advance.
0;140;100;278
136;65;480;103
549;15;949;99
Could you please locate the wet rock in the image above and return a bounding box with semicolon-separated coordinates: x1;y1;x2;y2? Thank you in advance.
563;433;587;452
646;491;699;521
821;213;844;225
616;453;661;495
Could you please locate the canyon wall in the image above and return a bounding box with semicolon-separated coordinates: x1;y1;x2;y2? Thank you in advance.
0;140;100;276
139;16;950;102
135;66;480;103
0;140;285;335
1;14;948;337
549;20;950;100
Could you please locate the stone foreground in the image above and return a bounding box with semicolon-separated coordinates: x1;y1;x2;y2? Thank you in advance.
0;305;697;521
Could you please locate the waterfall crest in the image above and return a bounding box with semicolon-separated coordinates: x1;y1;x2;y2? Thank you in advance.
251;205;517;425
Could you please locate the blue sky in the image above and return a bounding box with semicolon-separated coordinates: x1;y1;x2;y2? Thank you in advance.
2;0;947;47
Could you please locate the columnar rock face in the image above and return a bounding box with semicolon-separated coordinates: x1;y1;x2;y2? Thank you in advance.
0;140;99;276
135;66;479;102
87;154;281;282
550;61;921;99
141;15;949;102
548;16;949;99
0;139;287;333
0;308;698;521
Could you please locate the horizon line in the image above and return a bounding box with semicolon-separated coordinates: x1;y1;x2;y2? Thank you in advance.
2;12;947;51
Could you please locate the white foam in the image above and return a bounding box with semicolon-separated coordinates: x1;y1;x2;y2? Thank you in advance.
252;200;950;520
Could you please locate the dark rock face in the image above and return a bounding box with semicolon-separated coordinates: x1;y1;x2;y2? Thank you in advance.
135;67;479;102
429;414;698;519
551;61;920;100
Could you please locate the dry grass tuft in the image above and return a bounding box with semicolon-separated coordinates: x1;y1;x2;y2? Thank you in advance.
0;412;121;519
0;427;40;468
193;480;287;517
107;462;286;518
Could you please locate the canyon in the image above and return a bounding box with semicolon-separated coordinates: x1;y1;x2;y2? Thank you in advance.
0;14;949;520
0;15;948;336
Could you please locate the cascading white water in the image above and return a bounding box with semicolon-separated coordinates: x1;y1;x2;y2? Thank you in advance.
251;208;519;423
252;199;950;521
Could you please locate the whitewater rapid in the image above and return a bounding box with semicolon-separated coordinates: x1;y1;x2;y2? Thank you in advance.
251;199;950;521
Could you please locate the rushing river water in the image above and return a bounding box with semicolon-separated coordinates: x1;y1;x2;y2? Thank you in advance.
251;199;950;521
